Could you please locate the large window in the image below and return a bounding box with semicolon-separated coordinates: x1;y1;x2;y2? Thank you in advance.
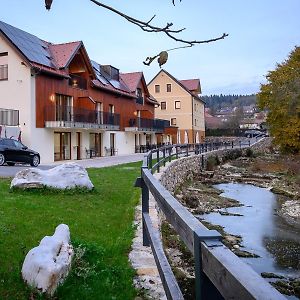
0;52;8;81
171;118;177;126
167;84;172;92
161;101;166;110
175;101;181;109
155;85;160;93
55;94;73;121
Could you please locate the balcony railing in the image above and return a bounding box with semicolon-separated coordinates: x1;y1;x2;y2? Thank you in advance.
68;74;87;90
44;105;120;128
0;108;19;126
128;117;170;132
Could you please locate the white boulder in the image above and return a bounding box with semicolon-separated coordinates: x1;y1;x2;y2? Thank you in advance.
22;224;74;295
11;162;94;190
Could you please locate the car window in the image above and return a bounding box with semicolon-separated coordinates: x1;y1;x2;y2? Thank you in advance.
13;140;24;149
3;139;15;147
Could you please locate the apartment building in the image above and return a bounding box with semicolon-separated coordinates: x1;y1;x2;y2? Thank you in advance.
0;20;171;163
148;69;205;144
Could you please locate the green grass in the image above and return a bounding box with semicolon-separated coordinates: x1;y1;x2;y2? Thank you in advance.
0;162;142;300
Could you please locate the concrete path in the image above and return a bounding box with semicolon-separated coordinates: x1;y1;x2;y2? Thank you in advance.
0;153;145;177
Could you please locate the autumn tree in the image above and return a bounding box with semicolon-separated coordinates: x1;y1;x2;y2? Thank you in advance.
258;47;300;153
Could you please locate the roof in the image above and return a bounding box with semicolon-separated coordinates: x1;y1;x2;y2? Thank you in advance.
148;69;204;103
179;79;200;92
49;41;81;68
120;72;143;92
0;20;153;101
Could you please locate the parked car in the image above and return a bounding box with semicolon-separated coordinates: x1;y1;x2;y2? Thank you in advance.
0;138;40;167
244;130;265;138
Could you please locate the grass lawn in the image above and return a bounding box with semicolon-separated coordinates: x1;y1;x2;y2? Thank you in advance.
0;162;142;300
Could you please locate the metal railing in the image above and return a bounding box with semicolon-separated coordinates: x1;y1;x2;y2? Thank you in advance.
128;117;170;131
135;137;285;300
44;105;120;127
0;108;19;126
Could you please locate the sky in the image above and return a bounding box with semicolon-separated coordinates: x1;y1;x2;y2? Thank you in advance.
1;0;299;95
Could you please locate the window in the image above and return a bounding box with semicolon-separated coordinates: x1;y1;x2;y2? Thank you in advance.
167;84;172;92
155;85;160;93
194;119;197;126
171;118;177;126
0;52;8;81
161;102;166;110
175;101;181;109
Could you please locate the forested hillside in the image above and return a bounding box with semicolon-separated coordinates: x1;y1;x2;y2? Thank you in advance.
201;94;257;113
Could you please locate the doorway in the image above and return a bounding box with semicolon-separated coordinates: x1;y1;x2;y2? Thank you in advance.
54;132;71;161
89;133;102;157
110;133;116;156
76;132;81;160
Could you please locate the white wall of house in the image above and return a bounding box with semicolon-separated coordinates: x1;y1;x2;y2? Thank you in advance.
116;132;135;155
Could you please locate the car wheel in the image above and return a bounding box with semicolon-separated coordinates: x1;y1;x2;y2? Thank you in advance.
0;153;5;166
7;162;15;166
30;155;40;167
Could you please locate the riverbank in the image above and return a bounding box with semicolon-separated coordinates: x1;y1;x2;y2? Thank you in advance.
166;139;300;298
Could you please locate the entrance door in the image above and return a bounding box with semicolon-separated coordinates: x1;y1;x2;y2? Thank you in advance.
110;133;115;156
89;133;102;157
76;132;81;160
54;132;71;161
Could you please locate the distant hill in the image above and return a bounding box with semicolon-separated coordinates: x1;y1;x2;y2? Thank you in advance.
201;94;257;114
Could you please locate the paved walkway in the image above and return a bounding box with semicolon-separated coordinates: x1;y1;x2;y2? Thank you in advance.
0;153;145;177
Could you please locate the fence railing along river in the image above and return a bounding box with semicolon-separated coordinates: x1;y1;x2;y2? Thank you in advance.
135;137;286;300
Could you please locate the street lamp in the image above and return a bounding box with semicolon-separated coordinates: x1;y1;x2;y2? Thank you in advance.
45;0;53;10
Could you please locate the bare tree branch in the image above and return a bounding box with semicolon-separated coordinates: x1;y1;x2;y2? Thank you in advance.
89;0;228;46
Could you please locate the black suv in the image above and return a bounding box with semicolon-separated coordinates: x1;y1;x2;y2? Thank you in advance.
0;138;40;167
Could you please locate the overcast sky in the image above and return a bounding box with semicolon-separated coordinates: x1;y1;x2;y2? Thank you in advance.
1;0;299;95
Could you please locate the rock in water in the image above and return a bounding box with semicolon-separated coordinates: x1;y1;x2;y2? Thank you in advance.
22;224;74;295
10;162;94;190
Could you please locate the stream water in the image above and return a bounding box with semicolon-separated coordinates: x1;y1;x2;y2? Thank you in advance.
200;183;300;280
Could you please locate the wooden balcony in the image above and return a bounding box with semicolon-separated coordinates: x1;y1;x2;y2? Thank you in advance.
44;105;120;130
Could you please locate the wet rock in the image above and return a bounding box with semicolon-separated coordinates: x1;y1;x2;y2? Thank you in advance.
219;211;243;216
261;272;285;279
234;249;260;258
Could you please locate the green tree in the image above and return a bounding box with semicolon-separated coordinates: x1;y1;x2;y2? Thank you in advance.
258;47;300;153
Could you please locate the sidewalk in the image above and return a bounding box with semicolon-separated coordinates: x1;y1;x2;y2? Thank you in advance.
0;153;145;178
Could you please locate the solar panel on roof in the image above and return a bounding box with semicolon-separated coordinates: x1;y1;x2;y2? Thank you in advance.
0;20;55;68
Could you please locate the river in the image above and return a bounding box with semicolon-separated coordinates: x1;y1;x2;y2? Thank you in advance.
199;183;300;297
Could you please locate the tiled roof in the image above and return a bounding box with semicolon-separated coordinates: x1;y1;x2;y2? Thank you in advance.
49;41;81;68
120;72;143;92
0;20;151;100
179;79;200;92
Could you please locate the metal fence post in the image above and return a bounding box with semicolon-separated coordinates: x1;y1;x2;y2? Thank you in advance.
231;141;234;149
176;146;179;159
186;144;189;157
239;140;241;149
149;153;153;170
163;147;166;167
201;154;204;169
141;167;150;247
157;150;160;173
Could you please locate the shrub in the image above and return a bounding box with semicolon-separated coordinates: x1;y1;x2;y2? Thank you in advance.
222;149;242;162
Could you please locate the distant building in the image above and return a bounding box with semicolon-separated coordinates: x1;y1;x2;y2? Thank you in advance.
148;69;205;144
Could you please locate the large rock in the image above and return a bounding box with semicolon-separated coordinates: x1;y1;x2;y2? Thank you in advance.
22;224;74;295
11;162;94;190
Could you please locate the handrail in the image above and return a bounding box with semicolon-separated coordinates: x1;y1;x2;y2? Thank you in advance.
136;137;285;300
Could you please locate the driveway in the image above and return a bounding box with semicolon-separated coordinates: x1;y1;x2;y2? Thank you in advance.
0;153;145;178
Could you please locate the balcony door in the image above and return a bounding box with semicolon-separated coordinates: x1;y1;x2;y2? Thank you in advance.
55;94;73;122
54;132;71;161
89;133;102;157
